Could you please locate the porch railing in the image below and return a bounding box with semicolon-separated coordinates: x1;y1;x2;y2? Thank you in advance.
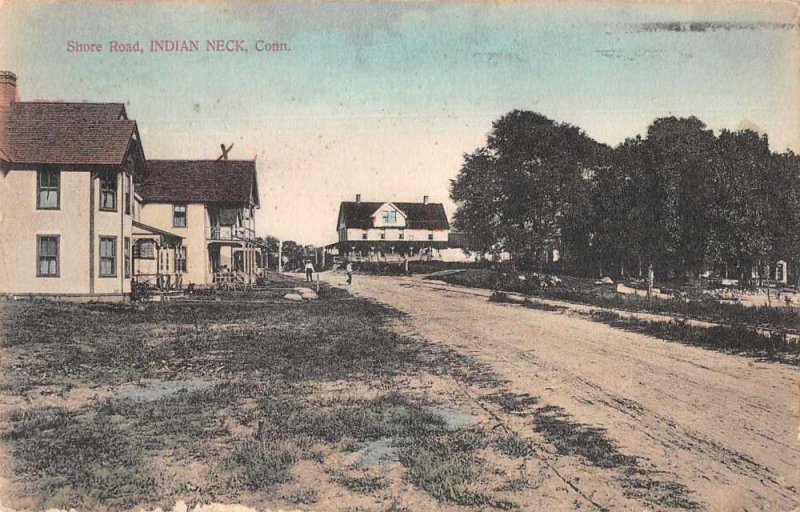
208;226;256;242
132;273;183;292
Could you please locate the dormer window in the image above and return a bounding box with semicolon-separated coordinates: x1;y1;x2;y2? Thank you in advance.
100;171;117;211
382;210;397;224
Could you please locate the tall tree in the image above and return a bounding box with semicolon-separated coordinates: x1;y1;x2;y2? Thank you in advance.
451;110;607;268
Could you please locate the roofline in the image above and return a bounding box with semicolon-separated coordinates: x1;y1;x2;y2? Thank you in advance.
339;200;446;207
147;159;256;163
12;100;127;106
118;121;140;167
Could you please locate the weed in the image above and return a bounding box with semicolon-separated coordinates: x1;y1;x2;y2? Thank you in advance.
334;474;389;494
532;405;638;469
226;438;297;490
493;431;532;458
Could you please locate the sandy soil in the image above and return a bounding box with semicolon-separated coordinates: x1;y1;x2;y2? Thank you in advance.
321;272;800;511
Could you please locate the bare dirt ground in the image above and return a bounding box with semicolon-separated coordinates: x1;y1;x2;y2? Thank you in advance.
321;272;800;511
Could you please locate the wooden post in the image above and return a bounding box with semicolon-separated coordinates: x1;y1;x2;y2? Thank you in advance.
316;272;320;293
278;239;283;273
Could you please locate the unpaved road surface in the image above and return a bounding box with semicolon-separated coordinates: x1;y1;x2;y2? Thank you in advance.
322;273;799;511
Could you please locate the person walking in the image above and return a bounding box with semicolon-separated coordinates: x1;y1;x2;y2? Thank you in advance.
304;260;315;282
346;261;353;285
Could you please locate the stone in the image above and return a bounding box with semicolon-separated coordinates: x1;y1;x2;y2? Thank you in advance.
284;293;303;301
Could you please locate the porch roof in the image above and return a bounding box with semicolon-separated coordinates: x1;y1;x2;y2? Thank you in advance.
132;220;183;246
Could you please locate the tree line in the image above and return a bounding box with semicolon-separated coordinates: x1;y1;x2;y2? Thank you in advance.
450;110;800;284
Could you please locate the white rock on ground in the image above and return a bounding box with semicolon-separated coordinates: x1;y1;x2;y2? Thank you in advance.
284;293;304;301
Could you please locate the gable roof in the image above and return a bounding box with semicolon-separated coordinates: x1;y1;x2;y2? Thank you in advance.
139;160;259;206
338;201;450;230
0;102;136;165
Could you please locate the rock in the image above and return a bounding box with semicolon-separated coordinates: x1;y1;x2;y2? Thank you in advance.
300;291;319;300
284;293;303;301
597;276;614;285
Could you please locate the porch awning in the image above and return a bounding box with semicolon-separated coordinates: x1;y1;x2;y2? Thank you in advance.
132;220;183;246
330;240;452;252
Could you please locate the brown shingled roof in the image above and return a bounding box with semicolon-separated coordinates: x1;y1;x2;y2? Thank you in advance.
337;201;450;230
0;102;135;165
139;160;259;206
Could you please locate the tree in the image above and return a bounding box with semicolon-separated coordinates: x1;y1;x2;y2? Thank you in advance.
451;110;608;269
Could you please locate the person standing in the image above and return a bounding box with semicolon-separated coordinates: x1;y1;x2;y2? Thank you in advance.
304;260;315;282
346;261;353;285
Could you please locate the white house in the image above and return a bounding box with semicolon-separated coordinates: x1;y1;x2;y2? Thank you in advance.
329;194;451;261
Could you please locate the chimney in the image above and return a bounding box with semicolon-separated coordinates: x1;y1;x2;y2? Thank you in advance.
423;195;429;205
0;71;17;108
355;194;361;203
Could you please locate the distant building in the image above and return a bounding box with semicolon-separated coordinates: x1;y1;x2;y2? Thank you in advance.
328;194;450;261
136;160;261;286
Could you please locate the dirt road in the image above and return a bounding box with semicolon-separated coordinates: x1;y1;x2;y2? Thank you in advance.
321;272;799;511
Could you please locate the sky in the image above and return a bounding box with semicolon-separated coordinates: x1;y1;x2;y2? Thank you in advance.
1;0;798;244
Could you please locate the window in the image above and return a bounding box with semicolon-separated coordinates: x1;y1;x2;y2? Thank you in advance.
173;205;187;228
124;237;131;278
99;236;117;277
37;168;60;209
100;172;117;211
124;175;131;215
382;210;396;224
362;233;368;240
176;246;187;273
428;233;434;241
36;235;59;277
134;239;155;259
399;230;405;240
380;231;386;240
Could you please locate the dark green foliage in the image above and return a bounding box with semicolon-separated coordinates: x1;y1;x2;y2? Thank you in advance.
451;110;800;283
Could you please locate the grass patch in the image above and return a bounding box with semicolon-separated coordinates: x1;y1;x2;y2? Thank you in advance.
398;429;516;509
434;269;800;333
620;467;700;510
399;434;491;507
97;384;234;455
5;406;160;510
590;311;800;363
224;437;298;490
532;404;638;469
259;392;448;443
492;431;533;458
333;474;389;494
0;289;497;508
